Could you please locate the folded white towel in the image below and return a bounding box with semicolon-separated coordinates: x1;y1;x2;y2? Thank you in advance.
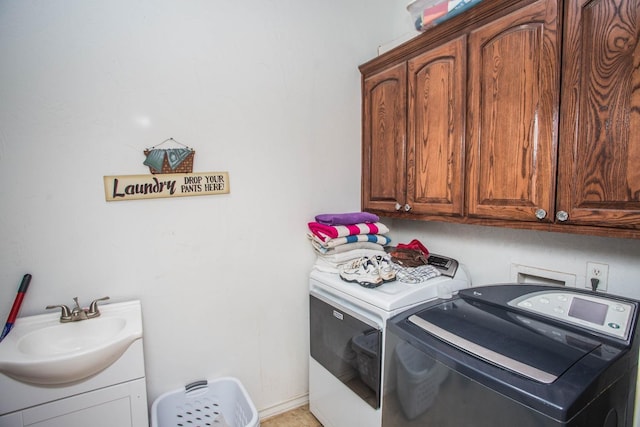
317;248;387;264
312;248;388;274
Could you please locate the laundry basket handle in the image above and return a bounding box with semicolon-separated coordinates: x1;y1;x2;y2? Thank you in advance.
185;380;208;394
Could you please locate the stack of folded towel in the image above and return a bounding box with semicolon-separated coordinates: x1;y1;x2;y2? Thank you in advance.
307;212;391;273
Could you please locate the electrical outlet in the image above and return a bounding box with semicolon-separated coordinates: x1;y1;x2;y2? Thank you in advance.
586;262;609;292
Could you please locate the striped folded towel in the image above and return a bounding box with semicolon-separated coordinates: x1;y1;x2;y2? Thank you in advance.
308;221;390;243
308;233;392;249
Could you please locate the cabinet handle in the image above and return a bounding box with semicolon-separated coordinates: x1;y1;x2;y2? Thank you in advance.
534;209;547;220
556;211;569;222
395;203;402;211
404;204;411;212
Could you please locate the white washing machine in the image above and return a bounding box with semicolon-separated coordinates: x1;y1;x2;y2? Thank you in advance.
309;255;470;427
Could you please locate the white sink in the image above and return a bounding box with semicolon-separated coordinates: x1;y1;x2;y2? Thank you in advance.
0;300;142;385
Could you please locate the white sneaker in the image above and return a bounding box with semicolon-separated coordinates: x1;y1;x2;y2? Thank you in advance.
339;257;382;288
372;255;396;282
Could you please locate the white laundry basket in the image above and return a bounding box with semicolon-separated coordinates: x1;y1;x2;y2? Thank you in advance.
151;377;259;427
395;342;449;420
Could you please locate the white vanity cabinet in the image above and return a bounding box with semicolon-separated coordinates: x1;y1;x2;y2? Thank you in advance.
0;340;148;427
0;301;149;427
0;378;147;427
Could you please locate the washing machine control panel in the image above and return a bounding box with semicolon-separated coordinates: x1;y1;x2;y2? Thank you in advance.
508;291;635;340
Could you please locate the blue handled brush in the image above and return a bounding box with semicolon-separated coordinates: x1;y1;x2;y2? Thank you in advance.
0;274;32;342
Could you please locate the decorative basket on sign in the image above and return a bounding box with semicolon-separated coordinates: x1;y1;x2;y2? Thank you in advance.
143;138;195;174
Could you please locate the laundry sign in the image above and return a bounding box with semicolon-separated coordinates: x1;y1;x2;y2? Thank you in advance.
103;172;229;201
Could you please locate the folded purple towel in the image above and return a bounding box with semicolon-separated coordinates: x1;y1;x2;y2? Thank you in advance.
315;212;379;226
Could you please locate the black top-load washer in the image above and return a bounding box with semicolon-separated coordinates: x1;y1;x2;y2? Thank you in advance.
382;284;640;427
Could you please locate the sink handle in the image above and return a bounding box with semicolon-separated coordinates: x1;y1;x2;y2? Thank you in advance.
87;296;110;318
46;304;73;322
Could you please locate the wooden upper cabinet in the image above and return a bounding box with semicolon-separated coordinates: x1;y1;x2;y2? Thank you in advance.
407;36;466;216
556;0;640;229
466;0;559;222
360;0;640;237
362;63;407;213
362;37;466;216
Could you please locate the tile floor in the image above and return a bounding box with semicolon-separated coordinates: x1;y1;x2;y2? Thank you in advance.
261;404;322;427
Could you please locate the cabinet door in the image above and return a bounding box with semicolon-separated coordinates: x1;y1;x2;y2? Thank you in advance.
407;36;466;216
466;0;559;222
19;379;148;427
362;63;407;213
556;0;640;229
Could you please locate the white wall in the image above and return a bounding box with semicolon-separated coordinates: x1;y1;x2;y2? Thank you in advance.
0;0;414;416
390;220;640;298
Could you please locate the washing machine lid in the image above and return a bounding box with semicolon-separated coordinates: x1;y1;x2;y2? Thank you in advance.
309;268;469;313
408;297;601;383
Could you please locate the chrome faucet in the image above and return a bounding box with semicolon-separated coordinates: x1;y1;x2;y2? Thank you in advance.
87;296;110;318
46;296;110;323
70;297;88;321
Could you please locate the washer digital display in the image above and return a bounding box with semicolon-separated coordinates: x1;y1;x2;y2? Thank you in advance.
568;297;608;325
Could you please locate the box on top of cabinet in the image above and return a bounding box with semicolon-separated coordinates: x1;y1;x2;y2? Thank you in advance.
407;0;483;31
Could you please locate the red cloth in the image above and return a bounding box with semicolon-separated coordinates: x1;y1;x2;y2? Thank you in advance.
396;239;429;257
